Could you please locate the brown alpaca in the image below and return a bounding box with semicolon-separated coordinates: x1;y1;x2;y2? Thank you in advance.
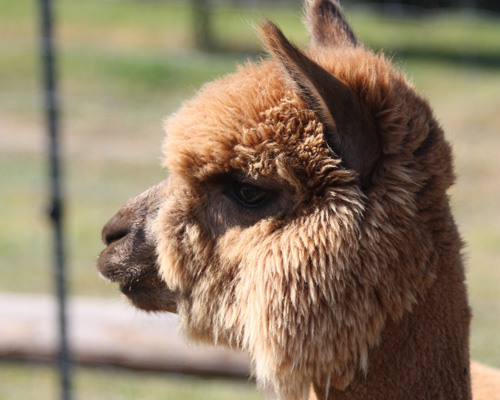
97;1;500;399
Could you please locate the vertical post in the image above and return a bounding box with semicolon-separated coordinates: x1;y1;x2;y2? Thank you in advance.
38;1;72;400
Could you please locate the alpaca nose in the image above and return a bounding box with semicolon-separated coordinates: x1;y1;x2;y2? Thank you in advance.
101;211;132;246
100;179;170;247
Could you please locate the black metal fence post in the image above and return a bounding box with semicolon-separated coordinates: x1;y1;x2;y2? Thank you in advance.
38;1;72;399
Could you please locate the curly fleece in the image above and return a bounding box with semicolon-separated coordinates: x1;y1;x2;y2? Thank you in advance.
154;40;471;399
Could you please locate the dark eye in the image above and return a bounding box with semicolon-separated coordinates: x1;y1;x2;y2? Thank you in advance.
233;183;268;207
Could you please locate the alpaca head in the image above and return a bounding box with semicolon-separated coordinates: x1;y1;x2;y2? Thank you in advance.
98;1;456;398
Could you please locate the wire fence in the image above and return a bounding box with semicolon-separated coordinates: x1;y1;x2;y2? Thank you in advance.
38;0;71;399
1;0;499;399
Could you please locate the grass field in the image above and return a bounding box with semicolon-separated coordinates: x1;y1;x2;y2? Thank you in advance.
0;362;264;400
1;0;499;398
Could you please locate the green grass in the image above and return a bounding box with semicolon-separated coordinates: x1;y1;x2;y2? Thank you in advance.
0;362;264;400
1;0;499;395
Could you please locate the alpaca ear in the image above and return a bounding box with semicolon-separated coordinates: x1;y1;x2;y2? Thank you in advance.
305;0;358;48
260;21;379;189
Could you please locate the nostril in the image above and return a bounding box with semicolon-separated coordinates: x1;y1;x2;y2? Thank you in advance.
103;228;129;246
102;215;132;246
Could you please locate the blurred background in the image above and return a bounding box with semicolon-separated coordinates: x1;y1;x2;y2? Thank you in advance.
1;0;499;399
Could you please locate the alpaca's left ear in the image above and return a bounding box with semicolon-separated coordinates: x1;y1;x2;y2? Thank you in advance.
305;0;358;48
260;22;379;189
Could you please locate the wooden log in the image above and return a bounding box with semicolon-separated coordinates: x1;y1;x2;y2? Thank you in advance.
0;293;250;378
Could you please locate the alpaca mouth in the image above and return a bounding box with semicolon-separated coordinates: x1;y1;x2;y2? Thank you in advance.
98;242;177;312
97;239;157;285
98;262;155;293
112;264;178;313
97;261;147;285
119;275;147;294
123;278;178;313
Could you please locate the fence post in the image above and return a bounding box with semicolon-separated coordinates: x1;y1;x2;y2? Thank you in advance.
38;1;72;399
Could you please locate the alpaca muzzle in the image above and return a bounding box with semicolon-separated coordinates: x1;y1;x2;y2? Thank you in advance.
97;181;177;313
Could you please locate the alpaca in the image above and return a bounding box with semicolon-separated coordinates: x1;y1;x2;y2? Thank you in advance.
97;1;500;399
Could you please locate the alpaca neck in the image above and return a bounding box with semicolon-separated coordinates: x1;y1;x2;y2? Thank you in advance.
312;259;472;400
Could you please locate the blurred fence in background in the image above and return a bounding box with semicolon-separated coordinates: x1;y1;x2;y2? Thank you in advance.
1;1;499;399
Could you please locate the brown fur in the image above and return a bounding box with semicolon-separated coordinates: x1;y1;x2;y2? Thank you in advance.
98;1;499;398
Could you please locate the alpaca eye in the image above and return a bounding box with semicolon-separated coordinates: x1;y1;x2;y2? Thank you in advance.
233;183;268;207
